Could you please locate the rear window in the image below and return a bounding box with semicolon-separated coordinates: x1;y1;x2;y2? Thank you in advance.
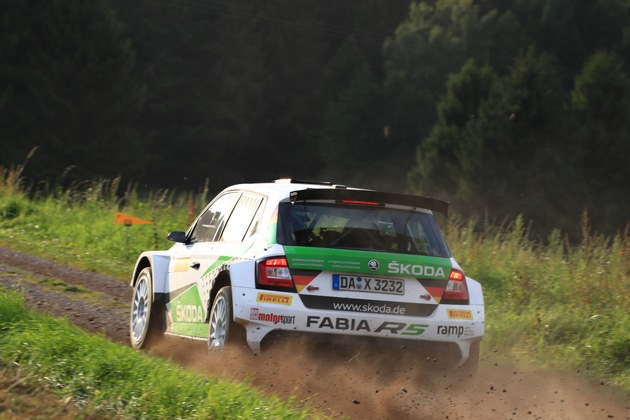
277;202;451;257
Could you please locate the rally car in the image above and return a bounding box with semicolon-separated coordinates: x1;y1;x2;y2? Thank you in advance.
129;179;484;370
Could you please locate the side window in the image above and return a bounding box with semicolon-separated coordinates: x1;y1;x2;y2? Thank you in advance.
244;199;265;240
220;193;264;242
189;192;240;243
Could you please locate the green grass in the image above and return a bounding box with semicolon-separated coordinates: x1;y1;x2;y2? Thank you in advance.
0;290;317;419
445;214;629;389
0;176;203;279
0;172;628;396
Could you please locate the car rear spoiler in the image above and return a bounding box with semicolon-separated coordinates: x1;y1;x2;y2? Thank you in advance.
289;188;449;216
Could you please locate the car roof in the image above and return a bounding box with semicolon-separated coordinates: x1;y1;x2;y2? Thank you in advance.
227;178;345;191
223;179;449;216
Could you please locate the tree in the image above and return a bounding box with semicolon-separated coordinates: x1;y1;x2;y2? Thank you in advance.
570;51;630;232
383;0;526;184
408;59;497;199
317;40;387;187
0;0;146;184
409;48;574;233
461;50;569;224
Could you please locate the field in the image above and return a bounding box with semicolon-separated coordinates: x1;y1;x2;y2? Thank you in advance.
0;170;628;417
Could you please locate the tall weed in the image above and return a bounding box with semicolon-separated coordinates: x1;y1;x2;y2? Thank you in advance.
0;175;193;278
446;212;629;389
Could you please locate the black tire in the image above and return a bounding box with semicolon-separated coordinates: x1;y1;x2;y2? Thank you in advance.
208;286;234;351
130;267;163;349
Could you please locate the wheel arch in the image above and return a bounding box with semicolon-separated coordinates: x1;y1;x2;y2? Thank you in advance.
206;267;232;322
130;252;171;298
466;277;484;305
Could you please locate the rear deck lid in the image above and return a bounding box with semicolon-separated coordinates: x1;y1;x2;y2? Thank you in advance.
283;246;453;317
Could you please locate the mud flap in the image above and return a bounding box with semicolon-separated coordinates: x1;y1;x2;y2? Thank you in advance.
245;324;273;354
454;340;472;368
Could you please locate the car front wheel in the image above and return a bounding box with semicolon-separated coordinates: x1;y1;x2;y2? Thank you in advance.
208;286;233;351
130;267;162;349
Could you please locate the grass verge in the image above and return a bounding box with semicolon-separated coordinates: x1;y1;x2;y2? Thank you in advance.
0;289;318;419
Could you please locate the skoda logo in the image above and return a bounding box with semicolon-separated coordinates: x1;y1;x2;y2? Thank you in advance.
367;259;380;272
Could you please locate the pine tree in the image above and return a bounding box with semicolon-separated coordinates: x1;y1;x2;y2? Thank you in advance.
0;0;146;184
570;51;630;232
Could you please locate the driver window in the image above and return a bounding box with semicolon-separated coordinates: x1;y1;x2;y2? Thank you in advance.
189;192;239;243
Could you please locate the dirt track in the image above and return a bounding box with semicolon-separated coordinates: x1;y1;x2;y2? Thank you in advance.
0;246;628;419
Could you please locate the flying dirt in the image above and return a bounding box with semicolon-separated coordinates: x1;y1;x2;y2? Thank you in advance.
0;246;628;419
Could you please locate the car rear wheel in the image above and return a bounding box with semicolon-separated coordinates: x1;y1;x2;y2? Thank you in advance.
130;267;163;349
208;286;234;351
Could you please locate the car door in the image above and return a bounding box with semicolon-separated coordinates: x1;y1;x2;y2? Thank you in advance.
167;191;266;338
166;191;241;338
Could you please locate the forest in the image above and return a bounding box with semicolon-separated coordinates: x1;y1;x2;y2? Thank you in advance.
1;0;629;238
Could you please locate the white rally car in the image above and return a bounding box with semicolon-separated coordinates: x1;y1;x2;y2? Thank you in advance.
129;179;484;370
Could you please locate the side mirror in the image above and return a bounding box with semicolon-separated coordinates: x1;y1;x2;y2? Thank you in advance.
167;231;187;243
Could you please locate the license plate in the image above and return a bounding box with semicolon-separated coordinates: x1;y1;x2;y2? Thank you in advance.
332;274;404;295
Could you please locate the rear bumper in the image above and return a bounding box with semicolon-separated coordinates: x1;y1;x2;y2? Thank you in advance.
232;286;484;366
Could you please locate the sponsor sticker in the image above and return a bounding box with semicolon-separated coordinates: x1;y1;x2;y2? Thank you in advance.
291;257;325;269
329;259;361;270
176;304;205;322
447;309;473;320
388;261;446;277
299;295;437;317
256;292;292;306
249;308;296;324
306;315;427;336
170;284;205;323
332;300;407;315
436;325;475;338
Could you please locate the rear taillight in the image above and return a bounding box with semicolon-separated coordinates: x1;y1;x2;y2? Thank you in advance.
256;257;296;292
442;269;469;303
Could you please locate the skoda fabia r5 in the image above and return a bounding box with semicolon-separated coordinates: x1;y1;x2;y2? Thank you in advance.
129;179;484;370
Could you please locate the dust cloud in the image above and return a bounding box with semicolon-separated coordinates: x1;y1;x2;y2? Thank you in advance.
150;335;629;420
